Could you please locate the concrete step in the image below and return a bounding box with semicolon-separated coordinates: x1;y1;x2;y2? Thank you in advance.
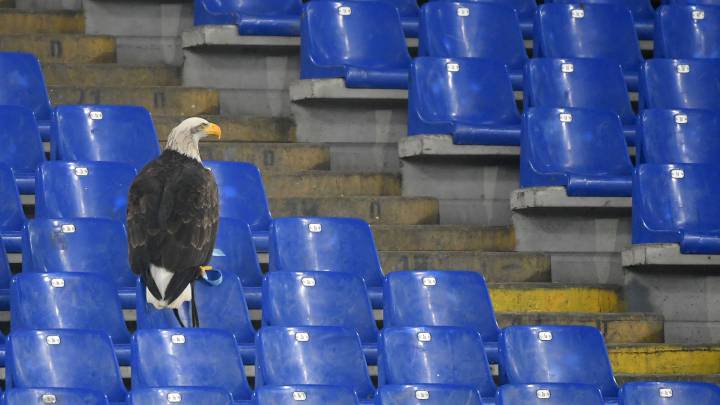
0;0;13;8
156;116;295;143
609;344;720;376
264;172;401;198
497;312;664;344
269;196;439;225
373;225;515;252
380;252;550;283
0;9;83;34
616;374;720;385
200;143;330;172
43;63;180;87
0;34;115;63
489;283;622;313
48;86;219;116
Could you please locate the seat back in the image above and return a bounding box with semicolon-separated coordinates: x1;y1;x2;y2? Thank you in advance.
497;383;605;404
640;59;720;109
22;218;136;288
375;384;484;404
255;385;361;405
500;325;618;397
383;271;500;343
0;52;52;123
317;0;419;16
419;2;527;70
525;58;635;125
7;329;126;401
269;217;385;287
0;106;44;175
378;326;496;397
52;105;161;172
669;0;720;4
131;329;252;400
35;161;136;221
549;0;655;22
263;271;377;342
0;163;25;232
429;0;537;20
129;387;234;405
619;381;720;404
638;109;720;164
5;388;110;405
11;272;130;343
655;5;720;58
256;326;375;400
0;240;10;290
210;218;263;286
196;0;304;23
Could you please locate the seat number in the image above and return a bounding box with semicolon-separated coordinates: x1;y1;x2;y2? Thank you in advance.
301;277;316;287
417;332;432;342
339;6;351;15
536;389;551;399
422;276;436;286
167;393;183;403
171;334;186;344
74;167;89;176
539;331;553;341
559;113;573;123
571;9;584;18
457;7;470;17
677;64;690;74
41;394;57;404
675;114;688;124
89;111;103;120
46;335;61;345
659;388;673;398
61;224;76;233
51;278;65;288
561;63;574;73
295;332;310;342
309;223;322;233
415;390;430;400
692;10;705;20
446;63;460;72
293;391;308;401
671;169;685;179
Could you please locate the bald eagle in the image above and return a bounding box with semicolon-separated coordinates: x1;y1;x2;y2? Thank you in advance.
127;117;221;327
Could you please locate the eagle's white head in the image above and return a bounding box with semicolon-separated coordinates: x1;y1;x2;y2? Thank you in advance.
165;117;222;162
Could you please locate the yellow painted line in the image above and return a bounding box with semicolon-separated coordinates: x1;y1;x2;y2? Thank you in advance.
610;345;720;375
490;286;621;313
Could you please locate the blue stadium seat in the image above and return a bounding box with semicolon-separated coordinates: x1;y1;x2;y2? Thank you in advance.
131;329;252;402
428;0;537;38
10;272;131;364
534;4;644;90
379;326;496;400
22;218;136;308
408;57;521;145
315;0;420;37
194;0;303;36
524;58;637;144
129;387;235;405
637;109;720;165
135;271;256;363
619;381;720;404
204;161;272;251
6;330;127;402
548;0;655;39
375;385;483;405
262;271;378;361
497;384;605;404
0;240;10;310
499;325;618;399
0;163;25;253
0;106;44;194
210;218;263;307
640;59;720;110
256;326;375;401
632;163;720;253
35;161;136;222
383;271;500;363
51;105;161;172
5;388;110;405
666;0;720;4
255;385;361;405
418;2;527;89
0;52;52;140
269;217;385;307
520;107;633;196
655;5;720;59
300;1;412;89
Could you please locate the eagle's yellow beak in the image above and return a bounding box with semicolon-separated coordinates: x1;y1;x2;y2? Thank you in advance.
204;123;222;139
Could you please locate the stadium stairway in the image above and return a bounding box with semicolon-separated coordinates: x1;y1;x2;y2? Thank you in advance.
2;0;719;386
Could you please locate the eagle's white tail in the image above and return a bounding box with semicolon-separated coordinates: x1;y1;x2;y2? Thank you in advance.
147;265;192;309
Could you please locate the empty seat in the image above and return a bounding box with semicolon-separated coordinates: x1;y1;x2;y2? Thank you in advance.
204;161;272;250
194;0;303;36
520;107;633;196
315;0;420;37
300;1;411;89
632;163;720;253
379;326;496;400
132;329;252;401
51;105;161;172
10;272;131;364
5;388;110;405
667;0;720;4
136;271;256;363
619;381;720;404
524;58;636;143
269;217;385;307
129;387;234;405
419;2;527;88
500;325;618;399
637;109;720;165
375;385;483;405
0;106;44;194
7;330;127;402
0;52;52;140
255;385;361;405
256;326;375;401
0;163;26;253
210;218;263;307
22;218;136;307
549;0;655;39
655;5;720;59
383;271;501;363
640;59;720;110
35;161;136;221
497;384;604;404
408;57;521;145
428;0;537;38
534;4;644;89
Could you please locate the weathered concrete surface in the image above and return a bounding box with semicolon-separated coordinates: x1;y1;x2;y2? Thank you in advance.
622;244;720;269
0;9;83;33
510;187;632;211
551;252;624;285
183;26;301;49
43;63;180;87
609;344;720;375
200;143;330;172
616;374;720;385
372;225;515;252
263;172;401;198
0;0;14;8
290;79;408;102
489;283;622;313
0;34;116;63
398;135;519;158
155;116;295;143
16;0;80;10
116;36;183;66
